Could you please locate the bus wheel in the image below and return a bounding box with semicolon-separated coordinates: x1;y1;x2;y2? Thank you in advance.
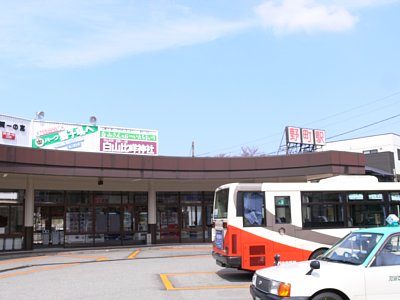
312;292;344;300
309;248;328;260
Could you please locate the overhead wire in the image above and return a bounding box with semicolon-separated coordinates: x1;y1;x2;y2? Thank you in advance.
197;90;400;157
327;113;400;140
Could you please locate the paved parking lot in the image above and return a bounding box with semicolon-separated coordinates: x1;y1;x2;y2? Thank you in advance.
0;244;253;299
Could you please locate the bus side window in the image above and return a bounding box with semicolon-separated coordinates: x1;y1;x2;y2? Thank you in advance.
275;196;291;224
243;192;265;227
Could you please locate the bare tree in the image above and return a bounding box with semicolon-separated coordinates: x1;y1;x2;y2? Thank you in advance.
215;153;230;157
240;146;265;157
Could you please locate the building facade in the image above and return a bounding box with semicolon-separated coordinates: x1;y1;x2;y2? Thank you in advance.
323;133;400;181
0;144;365;252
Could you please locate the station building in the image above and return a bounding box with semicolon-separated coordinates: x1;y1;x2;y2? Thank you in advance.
322;133;400;181
0;114;366;252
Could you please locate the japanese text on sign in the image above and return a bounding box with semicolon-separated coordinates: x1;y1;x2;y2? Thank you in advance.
286;126;326;146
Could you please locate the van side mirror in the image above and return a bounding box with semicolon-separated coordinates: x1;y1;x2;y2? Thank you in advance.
306;260;320;275
274;254;281;266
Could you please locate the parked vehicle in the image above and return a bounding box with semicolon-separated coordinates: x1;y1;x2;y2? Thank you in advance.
212;176;400;272
250;214;400;300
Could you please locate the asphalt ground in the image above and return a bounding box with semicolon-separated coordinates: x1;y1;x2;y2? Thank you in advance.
0;244;253;299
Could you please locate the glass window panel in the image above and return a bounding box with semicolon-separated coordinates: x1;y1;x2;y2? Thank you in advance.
181;192;202;202
323;192;343;202
0;206;9;234
80;208;92;233
348;204;385;226
348;193;364;201
66;208;80;233
302;192;342;203
390;204;400;216
214;189;228;219
243;192;265;227
0;190;24;204
133;193;148;205
157;207;179;241
10;206;24;234
96;207;107;232
302;204;344;228
137;210;148;232
368;193;383;201
108;209;120;232
390;192;400;201
66;192;90;205
157;192;179;205
302;193;321;203
123;208;133;232
108;193;122;204
35;191;64;204
203;192;214;202
94;192;122;204
66;207;92;233
275;196;291;224
182;205;202;228
121;193;129;204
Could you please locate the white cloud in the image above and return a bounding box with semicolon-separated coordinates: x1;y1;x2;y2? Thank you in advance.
332;0;399;9
0;0;396;68
0;1;250;68
254;0;359;35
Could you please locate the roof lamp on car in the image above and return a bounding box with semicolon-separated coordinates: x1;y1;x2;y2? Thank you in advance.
386;214;399;226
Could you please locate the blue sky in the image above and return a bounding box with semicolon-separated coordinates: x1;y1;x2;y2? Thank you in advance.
1;0;400;157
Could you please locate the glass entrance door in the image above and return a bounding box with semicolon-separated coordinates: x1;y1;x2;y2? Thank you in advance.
181;201;203;242
34;206;64;247
156;192;180;243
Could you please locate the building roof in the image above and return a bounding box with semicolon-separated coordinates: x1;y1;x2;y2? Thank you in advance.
0;144;366;187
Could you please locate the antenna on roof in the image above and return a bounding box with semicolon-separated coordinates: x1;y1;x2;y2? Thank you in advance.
35;111;45;120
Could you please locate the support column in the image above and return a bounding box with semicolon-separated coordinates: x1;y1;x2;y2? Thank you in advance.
24;176;34;250
147;182;156;244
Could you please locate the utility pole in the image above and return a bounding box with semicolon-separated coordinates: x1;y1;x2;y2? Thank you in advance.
191;141;195;157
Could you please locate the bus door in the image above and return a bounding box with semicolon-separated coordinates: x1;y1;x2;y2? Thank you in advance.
240;191;268;270
272;195;293;233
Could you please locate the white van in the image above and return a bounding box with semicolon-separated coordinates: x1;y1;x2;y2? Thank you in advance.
250;215;400;300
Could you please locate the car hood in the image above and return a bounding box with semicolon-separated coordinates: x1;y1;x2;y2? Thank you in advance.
255;260;364;283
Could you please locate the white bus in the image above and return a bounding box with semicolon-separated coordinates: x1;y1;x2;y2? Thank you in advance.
212;175;400;272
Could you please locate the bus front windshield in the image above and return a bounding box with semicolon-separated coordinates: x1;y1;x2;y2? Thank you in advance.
320;232;383;265
214;189;229;219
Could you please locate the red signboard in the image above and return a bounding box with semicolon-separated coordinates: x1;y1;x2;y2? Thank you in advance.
286;126;301;143
314;129;326;145
301;128;314;145
2;132;16;140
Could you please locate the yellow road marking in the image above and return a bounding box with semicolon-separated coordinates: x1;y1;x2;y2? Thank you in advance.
160;273;175;290
0;256;48;265
0;263;80;280
169;255;209;259
128;250;140;259
160;271;250;291
95;257;109;262
158;247;211;251
57;254;108;261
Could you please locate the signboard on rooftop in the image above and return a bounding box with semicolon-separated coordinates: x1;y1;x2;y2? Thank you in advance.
286;126;326;146
0;114;158;156
285;126;326;154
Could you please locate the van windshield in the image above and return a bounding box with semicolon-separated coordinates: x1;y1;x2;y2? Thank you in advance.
320;232;383;265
